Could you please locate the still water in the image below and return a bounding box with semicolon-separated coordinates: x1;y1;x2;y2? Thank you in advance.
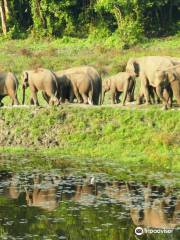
0;158;179;240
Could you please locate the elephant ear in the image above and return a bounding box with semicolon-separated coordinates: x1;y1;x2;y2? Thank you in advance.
126;58;139;77
167;71;176;83
133;60;139;76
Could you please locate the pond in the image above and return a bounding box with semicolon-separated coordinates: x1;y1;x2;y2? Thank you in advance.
0;157;179;240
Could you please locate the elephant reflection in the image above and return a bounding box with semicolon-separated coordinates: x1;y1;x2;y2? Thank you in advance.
126;183;179;229
0;171;21;199
79;179;180;229
103;180;180;229
0;171;180;228
0;172;61;211
25;174;61;211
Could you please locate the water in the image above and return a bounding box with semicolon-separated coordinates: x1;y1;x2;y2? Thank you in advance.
0;159;180;240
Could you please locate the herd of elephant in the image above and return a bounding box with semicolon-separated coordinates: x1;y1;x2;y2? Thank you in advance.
0;55;180;109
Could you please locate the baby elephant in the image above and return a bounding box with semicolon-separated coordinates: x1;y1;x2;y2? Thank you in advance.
102;72;135;105
22;68;59;106
0;72;19;106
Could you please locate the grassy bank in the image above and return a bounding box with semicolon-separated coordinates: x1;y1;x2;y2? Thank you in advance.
0;106;179;173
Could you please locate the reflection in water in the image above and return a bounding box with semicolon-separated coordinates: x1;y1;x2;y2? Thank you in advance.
0;170;179;240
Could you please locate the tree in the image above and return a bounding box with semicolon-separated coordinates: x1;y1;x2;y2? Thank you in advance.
0;0;7;35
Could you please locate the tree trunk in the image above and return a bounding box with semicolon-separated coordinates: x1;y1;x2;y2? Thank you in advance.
0;0;7;35
35;0;46;28
113;6;122;29
4;0;9;17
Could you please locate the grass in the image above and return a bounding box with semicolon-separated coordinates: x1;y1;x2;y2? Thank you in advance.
0;35;180;177
0;106;179;175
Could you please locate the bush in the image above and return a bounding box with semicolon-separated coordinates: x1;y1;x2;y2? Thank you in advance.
104;17;144;49
87;25;111;43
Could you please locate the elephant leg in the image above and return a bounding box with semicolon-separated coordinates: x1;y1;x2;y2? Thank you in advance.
168;87;173;108
143;86;151;105
69;88;75;103
73;87;82;103
81;93;89;104
9;92;19;106
156;85;168;110
149;86;155;104
42;92;50;104
171;80;180;105
129;81;135;102
49;95;60;106
30;91;39;106
101;90;106;104
140;74;151;105
30;98;34;105
137;93;143;105
88;90;93;105
7;89;19;105
116;92;121;104
152;87;161;104
111;89;116;104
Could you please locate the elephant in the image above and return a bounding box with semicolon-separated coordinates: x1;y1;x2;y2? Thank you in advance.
0;72;19;106
22;68;59;106
154;64;180;106
126;56;177;109
101;72;135;105
53;66;102;105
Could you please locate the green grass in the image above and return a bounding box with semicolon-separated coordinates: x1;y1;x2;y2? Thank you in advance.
0;106;179;174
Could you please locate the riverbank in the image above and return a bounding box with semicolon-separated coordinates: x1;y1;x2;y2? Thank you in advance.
0;106;179;173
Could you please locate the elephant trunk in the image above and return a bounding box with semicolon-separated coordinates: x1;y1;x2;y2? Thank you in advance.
22;86;26;105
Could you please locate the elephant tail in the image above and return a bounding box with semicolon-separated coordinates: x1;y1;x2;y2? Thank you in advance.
51;71;59;99
88;79;94;105
99;74;103;105
91;74;102;105
129;77;136;102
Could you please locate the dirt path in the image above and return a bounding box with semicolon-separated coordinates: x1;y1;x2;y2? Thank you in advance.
1;102;180;111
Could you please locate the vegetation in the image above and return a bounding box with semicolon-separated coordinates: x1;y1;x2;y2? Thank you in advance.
0;106;180;174
0;2;179;239
0;0;179;48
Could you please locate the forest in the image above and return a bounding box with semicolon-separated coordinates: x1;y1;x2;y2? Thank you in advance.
0;0;179;48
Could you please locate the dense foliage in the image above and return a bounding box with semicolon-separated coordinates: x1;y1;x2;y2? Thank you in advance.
0;0;179;47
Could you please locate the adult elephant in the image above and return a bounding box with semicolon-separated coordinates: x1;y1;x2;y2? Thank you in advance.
54;66;102;105
22;68;59;106
102;72;135;105
0;72;19;106
155;65;180;105
126;56;176;109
